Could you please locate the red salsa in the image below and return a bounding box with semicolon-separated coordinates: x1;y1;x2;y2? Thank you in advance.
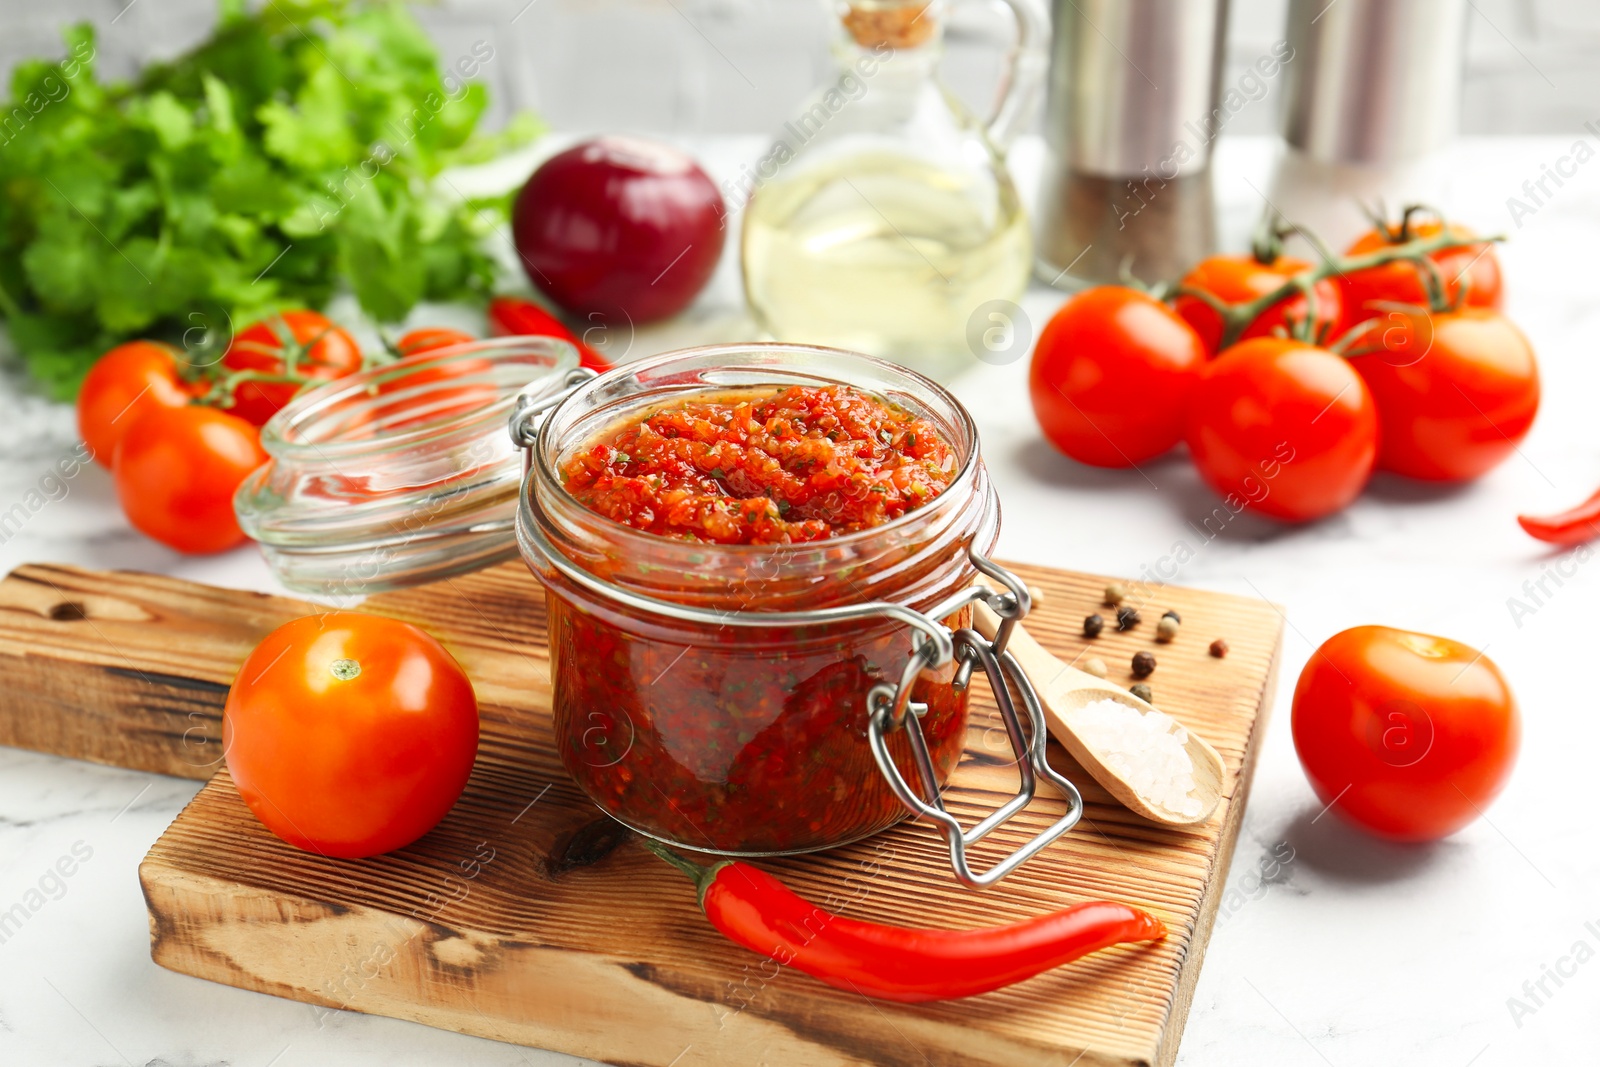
559;384;958;544
547;383;972;855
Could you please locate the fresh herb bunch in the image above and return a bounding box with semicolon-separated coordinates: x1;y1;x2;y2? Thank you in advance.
0;0;540;397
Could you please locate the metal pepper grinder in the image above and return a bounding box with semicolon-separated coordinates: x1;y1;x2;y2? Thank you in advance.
1268;0;1469;251
1033;0;1230;290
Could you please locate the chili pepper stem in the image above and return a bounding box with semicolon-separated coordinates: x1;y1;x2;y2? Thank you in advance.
642;838;729;907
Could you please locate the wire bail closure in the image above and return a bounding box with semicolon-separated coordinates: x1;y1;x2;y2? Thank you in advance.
509;377;1083;888
509;367;598;474
862;569;1084;886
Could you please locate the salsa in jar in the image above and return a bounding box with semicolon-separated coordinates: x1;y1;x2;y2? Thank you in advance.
561;384;959;544
521;346;1000;855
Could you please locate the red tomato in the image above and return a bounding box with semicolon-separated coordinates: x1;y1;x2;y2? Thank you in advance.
1340;220;1503;331
367;350;499;434
113;405;266;554
1184;338;1378;522
1352;308;1539;482
395;327;476;357
222;310;362;426
384;328;489;424
77;341;199;468
1174;253;1342;354
1293;626;1519;842
1028;286;1206;467
223;612;479;858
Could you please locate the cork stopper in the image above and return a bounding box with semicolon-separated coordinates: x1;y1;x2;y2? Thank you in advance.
841;1;937;49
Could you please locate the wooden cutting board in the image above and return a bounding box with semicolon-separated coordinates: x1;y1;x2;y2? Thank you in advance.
0;560;1282;1067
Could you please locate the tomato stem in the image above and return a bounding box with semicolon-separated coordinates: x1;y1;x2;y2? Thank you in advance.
1288;272;1319;344
1393;203;1433;244
371;327;408;364
1357;198;1392;236
1172;284;1231;318
263;314;312;379
197;368;321;409
1249;214;1283;266
1204;226;1503;352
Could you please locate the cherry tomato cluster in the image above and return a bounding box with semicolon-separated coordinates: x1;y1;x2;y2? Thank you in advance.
76;298;609;555
1029;209;1540;523
78;311;356;554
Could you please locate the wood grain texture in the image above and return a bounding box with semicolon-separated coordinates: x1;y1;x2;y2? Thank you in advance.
0;564;316;777
0;559;1280;1066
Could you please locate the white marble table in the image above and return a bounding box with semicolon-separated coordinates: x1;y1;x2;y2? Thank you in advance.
1;135;1596;1066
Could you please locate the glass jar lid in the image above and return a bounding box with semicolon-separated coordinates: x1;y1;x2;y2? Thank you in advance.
234;336;579;598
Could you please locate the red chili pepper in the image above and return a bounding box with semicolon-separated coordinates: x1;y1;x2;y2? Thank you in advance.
1518;487;1600;546
647;843;1166;1003
487;295;611;373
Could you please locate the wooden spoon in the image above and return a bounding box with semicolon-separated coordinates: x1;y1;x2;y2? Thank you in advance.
972;601;1225;826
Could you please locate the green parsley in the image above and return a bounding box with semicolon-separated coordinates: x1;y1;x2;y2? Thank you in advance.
0;0;540;397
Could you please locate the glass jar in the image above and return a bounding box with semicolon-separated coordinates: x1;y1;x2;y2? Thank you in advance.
516;344;1079;869
235;337;580;597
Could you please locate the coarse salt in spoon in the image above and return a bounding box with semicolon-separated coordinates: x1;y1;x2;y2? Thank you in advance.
973;598;1225;826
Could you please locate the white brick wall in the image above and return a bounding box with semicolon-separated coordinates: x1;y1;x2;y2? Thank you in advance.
0;0;1594;136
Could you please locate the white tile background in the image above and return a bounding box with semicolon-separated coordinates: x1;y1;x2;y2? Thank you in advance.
1;0;1595;139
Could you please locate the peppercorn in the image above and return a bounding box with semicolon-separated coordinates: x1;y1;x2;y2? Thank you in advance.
1103;583;1125;607
1130;683;1153;704
1155;616;1179;643
1116;606;1140;630
1131;651;1156;678
1083;613;1104;638
1082;657;1108;678
1210;638;1229;658
1161;609;1180;624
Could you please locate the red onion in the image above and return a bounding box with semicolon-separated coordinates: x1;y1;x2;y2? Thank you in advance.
511;137;726;325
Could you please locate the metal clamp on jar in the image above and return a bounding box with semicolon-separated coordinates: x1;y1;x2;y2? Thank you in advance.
240;339;1083;887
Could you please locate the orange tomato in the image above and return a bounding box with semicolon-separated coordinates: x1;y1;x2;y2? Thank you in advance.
223;612;479;859
113;405;266;554
77;341;199;468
